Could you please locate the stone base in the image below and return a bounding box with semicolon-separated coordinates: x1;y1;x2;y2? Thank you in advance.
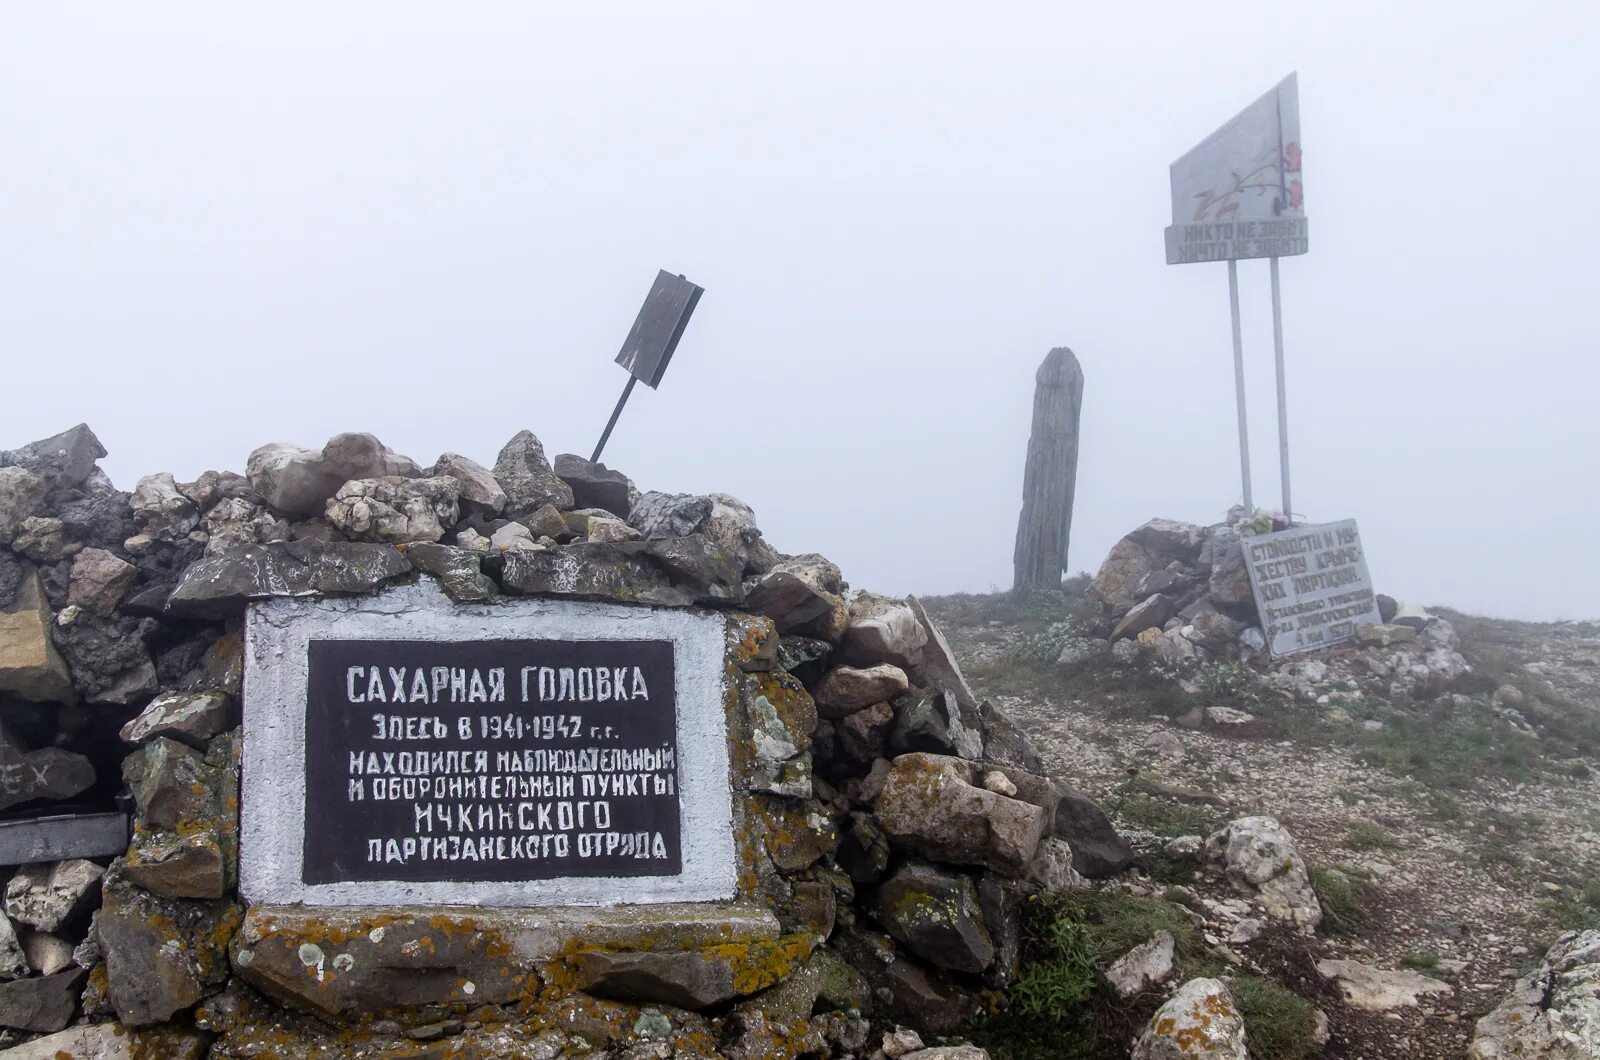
232;902;782;1019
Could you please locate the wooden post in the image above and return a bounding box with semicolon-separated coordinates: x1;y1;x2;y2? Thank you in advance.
1012;347;1084;592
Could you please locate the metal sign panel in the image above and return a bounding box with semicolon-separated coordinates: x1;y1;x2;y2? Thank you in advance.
614;270;703;389
1242;518;1382;658
1165;74;1307;264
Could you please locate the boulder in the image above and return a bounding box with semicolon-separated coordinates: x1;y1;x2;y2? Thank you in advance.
428;452;507;516
488;521;538;552
1317;959;1452;1011
0;571;76;702
67;547;138;615
1469;930;1600;1059
977;700;1043;773
554;454;637;517
97;873;237;1026
0;724;94;811
123;737;214;831
493;430;573;514
1132;977;1248;1059
497;542;688;606
871;862;995;975
129;473;199;538
324;476;460;543
0;467;50;544
10;516;79;563
166;539;411;619
20;932;74;976
4;860;103;933
200;496;291;556
0;424;106;489
401;541;498;602
643;535;745;604
1091;519;1203;612
745;555;848;638
1206;816;1321;932
1053;784;1136;878
1024;836;1086;892
703;494;778;576
0;967;87;1032
571;937;811;1010
50;612;158;705
888;689;983;760
119;690;234;748
584;514;642;543
836;700;894;767
627;491;712;539
0;911;27;979
1105;931;1175;999
246;432;420;516
843;593;929;669
1112;594;1175;640
814;664;910;719
906;596;978;710
1206;525;1255;613
121;829;227;900
874;753;1047;875
0;1023;135;1059
518;503;571;541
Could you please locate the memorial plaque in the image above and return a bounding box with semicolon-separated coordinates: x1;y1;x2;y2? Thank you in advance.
242;585;735;906
1243;518;1382;659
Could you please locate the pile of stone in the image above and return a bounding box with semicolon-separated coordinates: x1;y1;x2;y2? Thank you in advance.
0;424;1138;1058
1063;515;1472;703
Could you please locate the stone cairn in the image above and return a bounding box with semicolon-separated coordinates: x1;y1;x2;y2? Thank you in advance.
0;424;1136;1059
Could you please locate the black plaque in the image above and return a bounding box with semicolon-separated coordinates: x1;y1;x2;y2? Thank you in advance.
302;638;680;884
614;270;703;389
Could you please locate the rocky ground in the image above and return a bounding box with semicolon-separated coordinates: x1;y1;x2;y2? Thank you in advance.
924;591;1600;1058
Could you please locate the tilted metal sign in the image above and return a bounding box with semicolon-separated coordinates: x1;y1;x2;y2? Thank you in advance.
1165;74;1307;265
1243;518;1382;658
614;270;704;389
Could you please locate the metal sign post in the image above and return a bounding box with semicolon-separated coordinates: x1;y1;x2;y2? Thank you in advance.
1164;73;1306;517
592;269;704;463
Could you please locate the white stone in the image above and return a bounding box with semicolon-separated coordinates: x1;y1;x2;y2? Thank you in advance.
1106;931;1175;998
1132;977;1247;1059
1316;958;1453;1011
1206;816;1321;933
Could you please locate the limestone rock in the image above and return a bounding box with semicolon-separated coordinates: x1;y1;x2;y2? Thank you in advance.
586;514;643;543
428;452;507;516
20;931;74;976
324;475;460;543
643;535;745;604
247;432;420;516
51;612;158;705
401;541;498;602
130;473;199;538
1106;931;1175;998
814;664;910;719
1316;958;1452;1011
0;967;87;1032
874;753;1047;875
518;502;571;541
4;860;103;933
1206;526;1255;613
702;494;778;576
554;454;637;516
493;430;573;515
122;829;227;899
1132;977;1248;1059
498;542;689;606
0;571;75;702
67;547;138;615
120;690;234;748
1054;784;1137;878
488;521;538;552
1469;930;1600;1059
903;1048;991;1060
871;861;994;974
745;555;848;637
167;539;411;619
977;700;1043;773
907;596;978;710
0;724;94;811
123;737;214;831
0;467;50;544
627;491;712;540
1091;519;1203;613
1206;816;1321;932
0;911;27;979
1025;836;1086;892
97;872;237;1026
1113;593;1175;640
843;593;928;669
1;424;106;489
10;516;78;563
572;937;811;1011
0;1022;135;1059
888;689;983;760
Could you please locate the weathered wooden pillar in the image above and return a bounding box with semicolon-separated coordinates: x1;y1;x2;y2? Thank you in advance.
1012;347;1084;592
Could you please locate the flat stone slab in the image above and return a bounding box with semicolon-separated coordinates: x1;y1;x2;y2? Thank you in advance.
241;581;735;907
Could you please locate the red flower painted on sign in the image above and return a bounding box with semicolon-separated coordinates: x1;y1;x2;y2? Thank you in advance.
1284;141;1302;173
1288;180;1303;208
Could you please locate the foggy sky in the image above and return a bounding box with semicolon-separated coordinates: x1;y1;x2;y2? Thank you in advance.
3;3;1597;620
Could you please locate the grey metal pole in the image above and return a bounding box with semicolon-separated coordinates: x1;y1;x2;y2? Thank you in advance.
1227;259;1253;512
591;375;638;463
1270;256;1291;519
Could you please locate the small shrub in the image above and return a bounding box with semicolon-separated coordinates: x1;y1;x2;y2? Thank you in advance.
1104;788;1222;839
1401;950;1440;970
1010;914;1100;1019
1311;864;1373;936
1228;975;1322;1060
1345;821;1401;851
